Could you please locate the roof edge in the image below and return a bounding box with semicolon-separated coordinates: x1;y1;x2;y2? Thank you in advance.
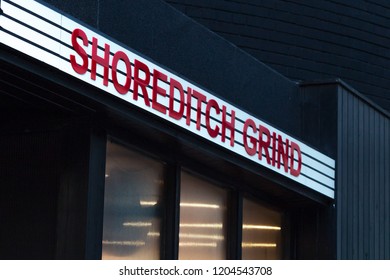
299;79;390;119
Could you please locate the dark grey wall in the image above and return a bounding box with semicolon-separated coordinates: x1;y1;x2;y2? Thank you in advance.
41;0;302;140
337;84;390;259
165;0;390;112
299;80;390;259
299;82;338;159
0;131;61;259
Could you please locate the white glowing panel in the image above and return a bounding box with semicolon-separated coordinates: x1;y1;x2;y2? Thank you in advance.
0;0;336;198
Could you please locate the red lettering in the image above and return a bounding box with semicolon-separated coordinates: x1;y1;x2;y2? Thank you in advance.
111;51;131;94
186;87;192;125
91;37;110;86
290;142;302;176
169;78;185;120
277;136;289;173
192;90;206;130
258;125;271;164
243;119;257;156
205;99;220;138
133;59;151;107
272;132;277;167
152;69;167;114
70;28;88;75
69;30;303;177
221;106;235;147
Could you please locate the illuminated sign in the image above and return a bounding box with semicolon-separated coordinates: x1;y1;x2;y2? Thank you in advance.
0;0;335;198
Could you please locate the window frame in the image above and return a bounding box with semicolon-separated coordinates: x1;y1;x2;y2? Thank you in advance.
100;133;289;260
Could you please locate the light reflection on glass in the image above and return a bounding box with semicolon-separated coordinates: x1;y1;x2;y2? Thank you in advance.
178;172;227;260
102;240;146;247
179;223;223;229
139;201;221;209
180;202;220;209
139;201;158;207
242;199;283;260
122;222;152;227
179;233;224;240
242;243;277;248
179;242;217;248
243;225;281;230
102;142;165;260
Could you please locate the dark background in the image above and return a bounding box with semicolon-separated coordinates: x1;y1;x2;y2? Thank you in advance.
166;0;390;112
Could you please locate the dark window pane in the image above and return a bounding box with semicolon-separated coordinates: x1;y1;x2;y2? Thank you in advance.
179;172;228;260
102;142;164;259
242;198;283;259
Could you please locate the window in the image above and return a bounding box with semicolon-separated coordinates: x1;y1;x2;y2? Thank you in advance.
100;141;286;260
178;171;228;260
242;198;283;259
102;141;165;259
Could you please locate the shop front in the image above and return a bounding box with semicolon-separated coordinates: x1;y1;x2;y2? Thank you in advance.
3;0;385;260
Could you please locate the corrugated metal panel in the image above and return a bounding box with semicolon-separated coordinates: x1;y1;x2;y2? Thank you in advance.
166;0;390;111
337;84;390;259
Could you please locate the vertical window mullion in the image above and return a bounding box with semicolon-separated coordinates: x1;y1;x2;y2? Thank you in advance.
85;127;107;260
227;191;243;260
162;163;181;259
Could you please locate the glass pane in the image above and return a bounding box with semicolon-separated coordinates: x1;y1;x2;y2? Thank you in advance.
102;141;164;259
242;198;283;259
179;171;227;260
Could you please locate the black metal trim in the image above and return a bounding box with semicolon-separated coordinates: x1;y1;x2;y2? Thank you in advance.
163;163;181;260
84;127;107;259
227;191;242;260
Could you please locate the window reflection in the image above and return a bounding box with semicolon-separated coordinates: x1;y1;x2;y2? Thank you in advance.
179;172;228;260
102;141;164;260
242;198;283;259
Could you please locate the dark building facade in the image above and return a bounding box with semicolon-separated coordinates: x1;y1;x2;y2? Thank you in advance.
166;0;390;112
0;0;388;260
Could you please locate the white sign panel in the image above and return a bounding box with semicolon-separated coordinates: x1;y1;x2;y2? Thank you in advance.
0;0;336;198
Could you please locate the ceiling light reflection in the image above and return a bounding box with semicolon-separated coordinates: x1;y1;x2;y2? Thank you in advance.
180;202;220;209
179;233;224;240
242;243;277;248
179;223;223;229
140;200;158;207
122;222;152;227
139;201;221;209
243;225;281;230
179;242;217;248
102;240;145;246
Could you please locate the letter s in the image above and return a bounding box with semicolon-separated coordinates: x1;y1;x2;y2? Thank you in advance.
70;28;89;74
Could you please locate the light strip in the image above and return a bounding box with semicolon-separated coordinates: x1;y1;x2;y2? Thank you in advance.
140;200;158;206
122;222;152;227
242;243;277;248
102;240;145;247
180;202;220;209
140;201;221;208
179;233;224;240
243;225;281;230
147;232;160;237
179;242;217;248
180;223;223;229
